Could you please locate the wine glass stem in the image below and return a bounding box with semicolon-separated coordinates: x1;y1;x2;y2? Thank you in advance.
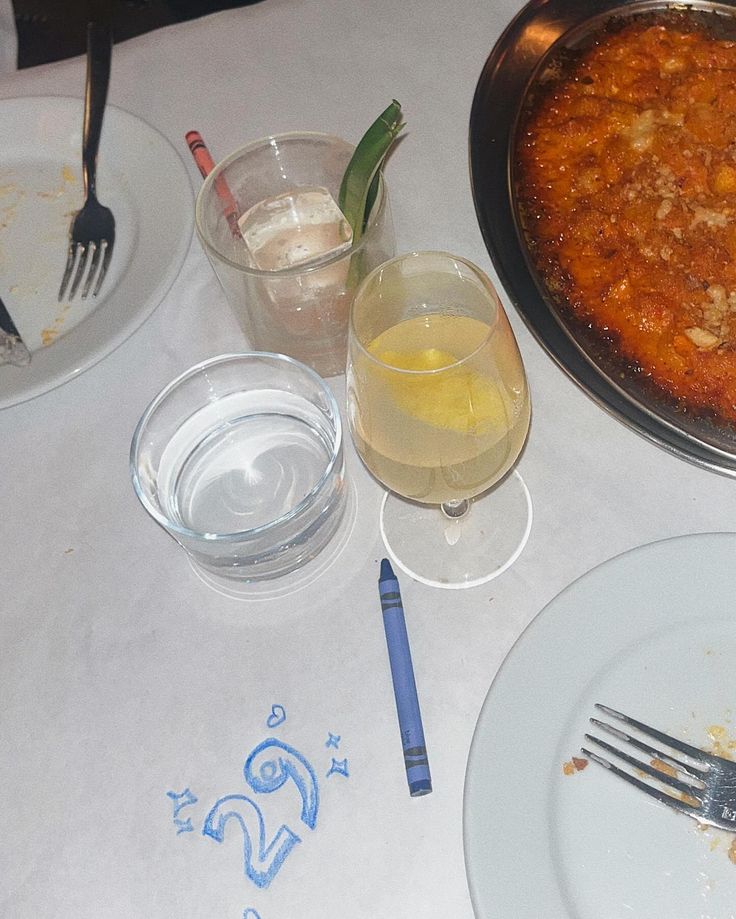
441;498;470;519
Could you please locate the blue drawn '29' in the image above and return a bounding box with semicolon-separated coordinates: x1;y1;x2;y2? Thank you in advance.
202;738;319;888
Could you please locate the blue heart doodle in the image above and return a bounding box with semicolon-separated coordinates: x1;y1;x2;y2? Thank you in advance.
266;705;286;728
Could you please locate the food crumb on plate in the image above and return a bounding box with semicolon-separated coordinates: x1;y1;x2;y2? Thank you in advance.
38;166;78;200
41;301;72;346
562;756;588;775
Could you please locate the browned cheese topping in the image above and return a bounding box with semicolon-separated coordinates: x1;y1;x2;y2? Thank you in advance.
517;14;736;423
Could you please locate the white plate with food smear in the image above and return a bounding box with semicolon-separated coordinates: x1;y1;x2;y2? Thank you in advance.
0;96;193;408
464;532;736;919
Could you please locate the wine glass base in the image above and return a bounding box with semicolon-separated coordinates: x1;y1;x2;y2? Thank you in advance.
379;470;532;590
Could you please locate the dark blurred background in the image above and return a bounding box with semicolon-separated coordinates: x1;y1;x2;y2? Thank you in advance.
12;0;265;68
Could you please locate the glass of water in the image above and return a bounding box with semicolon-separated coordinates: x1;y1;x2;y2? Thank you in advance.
130;353;346;582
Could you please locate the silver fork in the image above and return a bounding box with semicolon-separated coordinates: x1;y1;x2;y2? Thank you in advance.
58;23;115;301
582;703;736;832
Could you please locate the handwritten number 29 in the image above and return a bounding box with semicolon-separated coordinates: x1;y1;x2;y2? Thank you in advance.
202;794;299;888
202;738;319;888
244;738;319;830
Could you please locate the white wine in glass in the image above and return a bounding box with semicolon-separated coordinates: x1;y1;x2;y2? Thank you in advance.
347;251;531;588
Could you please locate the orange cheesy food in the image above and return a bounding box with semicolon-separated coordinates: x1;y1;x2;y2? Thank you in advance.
516;13;736;425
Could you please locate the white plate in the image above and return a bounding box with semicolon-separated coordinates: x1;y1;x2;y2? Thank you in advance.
464;532;736;919
0;96;193;408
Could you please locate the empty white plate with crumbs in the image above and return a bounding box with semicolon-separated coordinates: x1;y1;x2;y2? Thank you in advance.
0;96;193;408
464;532;736;919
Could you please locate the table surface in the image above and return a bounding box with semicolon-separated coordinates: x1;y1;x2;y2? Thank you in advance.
3;1;736;917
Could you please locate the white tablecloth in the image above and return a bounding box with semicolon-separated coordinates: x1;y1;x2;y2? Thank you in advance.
2;2;736;917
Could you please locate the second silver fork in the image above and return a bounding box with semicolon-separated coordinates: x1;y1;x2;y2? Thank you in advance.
58;22;115;301
582;703;736;832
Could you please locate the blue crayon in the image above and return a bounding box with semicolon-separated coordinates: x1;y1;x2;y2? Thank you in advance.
378;558;432;797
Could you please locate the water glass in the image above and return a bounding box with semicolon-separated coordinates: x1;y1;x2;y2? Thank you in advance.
130;353;346;582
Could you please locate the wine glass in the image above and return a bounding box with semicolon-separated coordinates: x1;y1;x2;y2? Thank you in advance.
346;251;532;589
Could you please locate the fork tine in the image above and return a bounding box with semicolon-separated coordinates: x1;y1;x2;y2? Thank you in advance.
69;244;91;300
59;24;115;303
581;745;701;818
58;245;78;301
590;718;706;780
92;240;112;297
595;703;712;765
82;241;103;299
584;732;702;797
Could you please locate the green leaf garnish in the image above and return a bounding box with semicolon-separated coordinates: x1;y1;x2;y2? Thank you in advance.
339;100;405;243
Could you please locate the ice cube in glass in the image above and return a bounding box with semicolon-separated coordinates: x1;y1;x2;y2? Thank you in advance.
238;185;353;271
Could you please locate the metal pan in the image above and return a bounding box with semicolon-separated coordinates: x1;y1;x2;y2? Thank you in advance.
469;0;736;477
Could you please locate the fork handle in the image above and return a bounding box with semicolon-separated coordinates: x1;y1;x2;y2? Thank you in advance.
82;22;112;199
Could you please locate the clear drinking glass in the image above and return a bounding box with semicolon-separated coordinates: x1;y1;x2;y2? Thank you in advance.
130;353;346;583
347;251;532;589
195;133;395;379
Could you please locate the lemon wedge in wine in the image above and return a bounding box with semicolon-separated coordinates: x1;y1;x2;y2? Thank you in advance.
371;346;508;434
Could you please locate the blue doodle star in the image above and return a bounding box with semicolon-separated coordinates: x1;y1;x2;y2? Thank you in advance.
325;732;341;749
326;757;349;778
166;788;198;819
